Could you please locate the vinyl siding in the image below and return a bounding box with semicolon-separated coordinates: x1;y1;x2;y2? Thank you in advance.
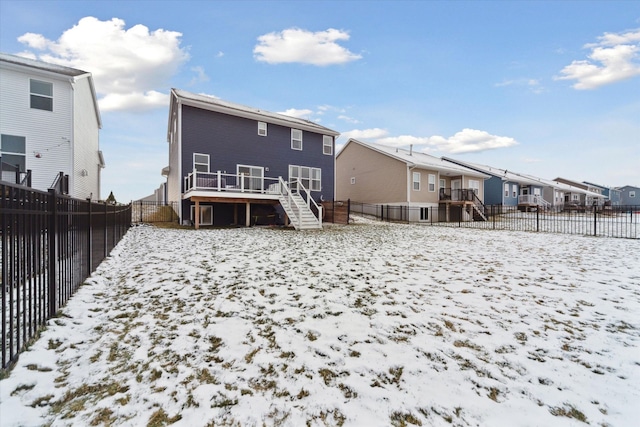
72;77;101;199
0;65;73;192
180;105;335;200
336;142;407;203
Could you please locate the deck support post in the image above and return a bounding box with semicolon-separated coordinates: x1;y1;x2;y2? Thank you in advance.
195;200;200;230
245;202;250;227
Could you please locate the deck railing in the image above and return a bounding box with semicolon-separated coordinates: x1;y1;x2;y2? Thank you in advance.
519;194;551;209
184;170;280;195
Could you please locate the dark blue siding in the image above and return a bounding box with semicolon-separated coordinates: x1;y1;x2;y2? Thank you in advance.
483;177;504;205
181;105;334;200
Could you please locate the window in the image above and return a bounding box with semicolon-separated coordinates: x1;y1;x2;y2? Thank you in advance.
0;134;26;171
291;129;302;150
469;179;480;194
629;191;636;198
412;172;420;191
323;135;333;155
428;174;436;192
439;179;445;191
289;165;321;191
30;79;53;111
258;121;267;136
193;153;209;173
512;184;517;198
350;177;356;185
572;194;579;201
190;205;213;226
504;183;509;197
534;188;541;196
420;207;429;221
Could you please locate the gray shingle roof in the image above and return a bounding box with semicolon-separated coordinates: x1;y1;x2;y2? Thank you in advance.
171;88;340;136
0;52;88;77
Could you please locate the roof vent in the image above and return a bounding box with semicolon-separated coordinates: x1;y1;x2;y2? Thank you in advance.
409;144;413;156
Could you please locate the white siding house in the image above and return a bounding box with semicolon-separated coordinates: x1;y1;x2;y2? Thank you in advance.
0;53;104;199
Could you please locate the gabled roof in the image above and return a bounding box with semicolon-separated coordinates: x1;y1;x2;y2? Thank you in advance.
168;88;340;138
339;139;489;178
0;52;102;128
441;157;542;186
514;173;604;198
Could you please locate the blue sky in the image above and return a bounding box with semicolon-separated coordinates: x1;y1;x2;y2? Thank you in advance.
1;0;639;202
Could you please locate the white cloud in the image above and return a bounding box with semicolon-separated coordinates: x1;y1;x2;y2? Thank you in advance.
556;28;640;89
495;78;544;94
377;129;518;154
16;16;189;111
337;115;360;124
253;28;361;66
278;108;314;119
189;66;210;86
340;128;389;141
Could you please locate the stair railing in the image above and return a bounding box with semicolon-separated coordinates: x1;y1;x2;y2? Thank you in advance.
295;179;323;228
278;177;302;229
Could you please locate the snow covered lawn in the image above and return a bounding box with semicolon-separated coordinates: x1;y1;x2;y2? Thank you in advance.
1;219;639;426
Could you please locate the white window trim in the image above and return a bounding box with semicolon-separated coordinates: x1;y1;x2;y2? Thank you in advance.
420;207;429;221
428;174;436;192
191;205;213;226
630;191;636;198
469;179;480;194
512;184;517;198
30;79;53;111
291;129;302;151
193;153;210;173
289;164;321;191
258;121;267;136
413;172;421;191
323;135;333;155
504;183;509;197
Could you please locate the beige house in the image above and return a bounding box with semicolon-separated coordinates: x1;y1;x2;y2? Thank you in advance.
336;139;489;222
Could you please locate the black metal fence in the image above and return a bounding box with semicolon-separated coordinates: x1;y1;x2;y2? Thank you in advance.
131;201;179;224
349;202;639;239
1;181;131;370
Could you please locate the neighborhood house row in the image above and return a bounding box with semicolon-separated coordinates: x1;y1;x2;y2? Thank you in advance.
1;53;637;230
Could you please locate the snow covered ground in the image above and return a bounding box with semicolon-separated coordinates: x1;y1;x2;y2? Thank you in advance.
1;219;639;427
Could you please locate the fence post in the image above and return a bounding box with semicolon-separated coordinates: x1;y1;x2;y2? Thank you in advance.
536;208;540;232
104;201;108;259
347;199;351;224
593;206;597;236
87;199;92;277
47;189;57;317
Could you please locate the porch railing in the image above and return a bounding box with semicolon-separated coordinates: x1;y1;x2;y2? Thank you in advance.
519;194;551;209
439;188;477;202
184;170;280;195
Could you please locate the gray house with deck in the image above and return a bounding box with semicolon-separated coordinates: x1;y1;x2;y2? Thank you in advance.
164;89;340;229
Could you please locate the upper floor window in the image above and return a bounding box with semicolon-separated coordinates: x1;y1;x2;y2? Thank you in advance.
629;191;636;198
193;153;209;173
258;121;267;136
504;183;509;197
291;129;302;150
428;174;436;192
412;172;420;191
323;135;333;155
512;184;517;198
439;179;445;191
30;79;53;111
0;134;26;171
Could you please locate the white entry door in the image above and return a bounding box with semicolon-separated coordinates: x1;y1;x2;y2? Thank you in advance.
452;179;462;201
237;165;264;193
